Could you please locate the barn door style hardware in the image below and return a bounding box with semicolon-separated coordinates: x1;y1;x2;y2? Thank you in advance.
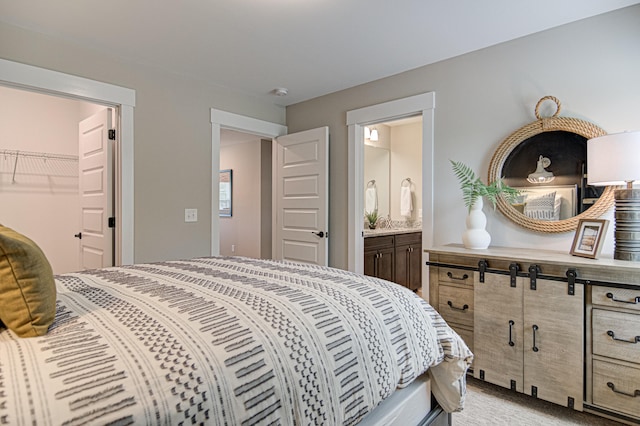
566;268;577;295
528;264;541;290
509;263;519;287
478;259;487;282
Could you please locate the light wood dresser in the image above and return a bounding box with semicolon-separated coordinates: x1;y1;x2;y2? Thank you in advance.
426;245;640;425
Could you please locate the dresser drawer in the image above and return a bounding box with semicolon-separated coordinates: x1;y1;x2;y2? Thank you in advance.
438;285;474;327
593;359;640;418
450;324;474;355
437;267;473;286
592;286;640;313
592;308;640;364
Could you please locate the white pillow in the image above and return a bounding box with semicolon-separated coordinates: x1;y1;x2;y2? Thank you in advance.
524;191;557;221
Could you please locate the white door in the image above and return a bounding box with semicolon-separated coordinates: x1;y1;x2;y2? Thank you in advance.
78;108;114;269
273;127;329;265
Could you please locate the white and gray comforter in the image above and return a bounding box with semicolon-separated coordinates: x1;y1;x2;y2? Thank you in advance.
0;257;472;425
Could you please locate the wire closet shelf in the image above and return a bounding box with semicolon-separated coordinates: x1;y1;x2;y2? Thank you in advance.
1;149;79;183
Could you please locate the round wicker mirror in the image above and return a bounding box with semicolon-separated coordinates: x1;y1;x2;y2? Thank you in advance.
488;96;616;233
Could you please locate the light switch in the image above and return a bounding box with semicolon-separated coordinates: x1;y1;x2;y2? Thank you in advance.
185;208;198;222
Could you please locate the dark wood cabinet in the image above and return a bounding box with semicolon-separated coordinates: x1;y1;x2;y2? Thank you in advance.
394;232;422;291
364;234;395;282
364;232;421;291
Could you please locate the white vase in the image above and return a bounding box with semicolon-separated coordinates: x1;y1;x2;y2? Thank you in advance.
462;197;491;249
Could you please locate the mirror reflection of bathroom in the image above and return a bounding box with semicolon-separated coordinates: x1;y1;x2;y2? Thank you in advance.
363;116;422;230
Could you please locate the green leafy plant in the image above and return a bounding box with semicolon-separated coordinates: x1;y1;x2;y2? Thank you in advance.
450;160;520;212
365;209;379;228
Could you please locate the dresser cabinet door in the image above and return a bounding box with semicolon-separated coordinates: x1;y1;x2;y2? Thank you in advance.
473;272;524;392
523;279;584;410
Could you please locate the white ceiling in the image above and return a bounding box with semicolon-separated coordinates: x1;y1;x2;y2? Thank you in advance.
1;0;637;107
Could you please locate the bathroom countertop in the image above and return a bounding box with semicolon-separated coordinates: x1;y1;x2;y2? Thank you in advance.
363;228;422;237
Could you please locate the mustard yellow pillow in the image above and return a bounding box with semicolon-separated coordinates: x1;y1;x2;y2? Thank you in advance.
0;225;56;337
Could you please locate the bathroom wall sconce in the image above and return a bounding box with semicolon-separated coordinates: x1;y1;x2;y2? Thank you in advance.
527;155;555;184
365;127;379;142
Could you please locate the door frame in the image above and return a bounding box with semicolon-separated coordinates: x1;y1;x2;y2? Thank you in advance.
0;58;136;265
210;109;287;256
346;92;435;291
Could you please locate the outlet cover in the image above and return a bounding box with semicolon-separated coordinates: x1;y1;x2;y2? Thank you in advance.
185;208;198;222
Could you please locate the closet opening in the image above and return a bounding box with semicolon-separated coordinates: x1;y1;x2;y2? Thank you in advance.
0;85;115;273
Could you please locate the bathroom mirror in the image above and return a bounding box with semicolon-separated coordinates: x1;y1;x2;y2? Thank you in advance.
364;145;390;218
488;96;616;233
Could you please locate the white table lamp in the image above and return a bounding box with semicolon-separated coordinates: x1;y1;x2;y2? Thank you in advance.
587;130;640;261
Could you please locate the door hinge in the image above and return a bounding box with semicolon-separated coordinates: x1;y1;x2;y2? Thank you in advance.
108;217;116;228
108;129;116;140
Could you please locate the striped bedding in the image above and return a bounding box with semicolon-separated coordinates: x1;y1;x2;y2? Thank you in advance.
0;256;472;425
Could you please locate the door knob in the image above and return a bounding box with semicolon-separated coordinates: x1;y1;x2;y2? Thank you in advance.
312;231;324;238
74;232;82;239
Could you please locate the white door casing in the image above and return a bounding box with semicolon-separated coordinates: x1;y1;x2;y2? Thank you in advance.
0;58;135;265
346;92;435;297
78;109;113;269
210;109;288;256
273;127;329;266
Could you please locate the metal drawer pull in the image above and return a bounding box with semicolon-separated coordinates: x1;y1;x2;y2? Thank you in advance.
607;382;640;398
447;272;469;281
447;301;469;311
606;292;640;304
508;320;515;347
532;325;539;352
607;330;640;344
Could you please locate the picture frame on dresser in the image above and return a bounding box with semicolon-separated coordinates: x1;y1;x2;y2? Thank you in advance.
570;219;608;259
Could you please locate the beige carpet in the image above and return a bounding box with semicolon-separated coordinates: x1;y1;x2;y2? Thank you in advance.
452;377;624;425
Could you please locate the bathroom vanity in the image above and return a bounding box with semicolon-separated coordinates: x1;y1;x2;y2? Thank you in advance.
364;229;422;291
426;244;640;425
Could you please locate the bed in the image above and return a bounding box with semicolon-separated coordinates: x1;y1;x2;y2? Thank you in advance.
0;228;472;425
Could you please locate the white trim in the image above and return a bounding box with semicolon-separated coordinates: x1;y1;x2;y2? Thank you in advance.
210;109;287;256
347;92;435;285
0;58;136;265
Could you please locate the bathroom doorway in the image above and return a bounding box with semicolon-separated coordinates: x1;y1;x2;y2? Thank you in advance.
346;92;435;296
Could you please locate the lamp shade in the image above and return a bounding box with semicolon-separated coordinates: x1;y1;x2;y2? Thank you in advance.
587;130;640;186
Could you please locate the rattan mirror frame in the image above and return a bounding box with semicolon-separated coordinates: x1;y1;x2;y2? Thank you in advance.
488;96;616;233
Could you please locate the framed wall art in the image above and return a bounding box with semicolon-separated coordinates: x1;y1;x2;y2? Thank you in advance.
219;169;232;217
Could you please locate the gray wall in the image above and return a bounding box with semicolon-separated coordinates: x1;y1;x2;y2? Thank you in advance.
286;6;640;270
2;6;639;268
0;21;285;264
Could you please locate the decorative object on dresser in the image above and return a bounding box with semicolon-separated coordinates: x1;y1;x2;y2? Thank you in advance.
570;219;609;259
426;244;640;425
587;130;640;261
450;160;520;249
488;95;617;234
